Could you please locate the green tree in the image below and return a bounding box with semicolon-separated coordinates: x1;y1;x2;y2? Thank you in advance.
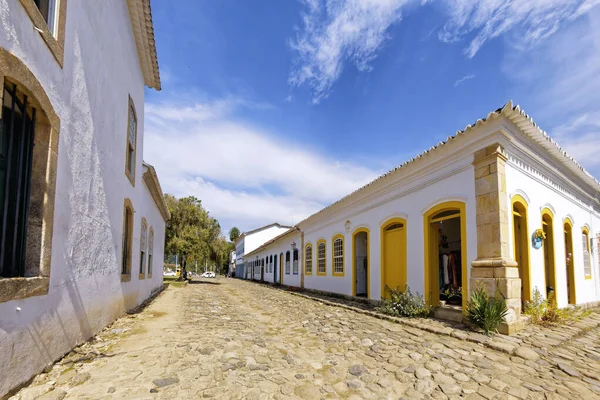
229;226;241;242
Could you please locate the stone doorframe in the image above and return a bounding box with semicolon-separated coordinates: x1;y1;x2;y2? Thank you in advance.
471;143;523;334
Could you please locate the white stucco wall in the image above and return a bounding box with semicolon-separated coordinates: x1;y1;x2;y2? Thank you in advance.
505;153;600;307
0;0;166;396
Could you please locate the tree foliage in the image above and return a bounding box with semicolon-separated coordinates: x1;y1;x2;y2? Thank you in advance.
229;226;241;242
164;194;233;280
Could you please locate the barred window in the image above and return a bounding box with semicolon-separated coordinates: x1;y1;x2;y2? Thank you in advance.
305;245;312;275
583;229;591;279
317;241;326;275
333;237;344;275
293;249;299;275
285;251;290;275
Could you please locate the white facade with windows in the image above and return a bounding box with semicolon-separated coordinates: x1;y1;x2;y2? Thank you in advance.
0;0;168;396
234;223;291;278
243;103;600;334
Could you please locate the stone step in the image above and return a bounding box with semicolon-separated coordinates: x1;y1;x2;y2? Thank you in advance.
434;307;464;323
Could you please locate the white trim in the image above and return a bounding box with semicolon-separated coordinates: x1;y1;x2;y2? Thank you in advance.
510;190;531;205
351;224;372;234
420;196;468;215
540;203;557;216
378;214;408;228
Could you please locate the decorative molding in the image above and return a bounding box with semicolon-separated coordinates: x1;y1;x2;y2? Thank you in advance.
507;154;596;213
509;190;530;205
127;0;161;90
142;163;170;221
420;196;468;216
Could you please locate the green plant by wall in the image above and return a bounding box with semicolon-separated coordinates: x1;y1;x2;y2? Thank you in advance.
524;288;585;326
376;285;431;318
466;284;508;334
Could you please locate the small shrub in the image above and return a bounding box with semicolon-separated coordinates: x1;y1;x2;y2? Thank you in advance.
466;285;508;334
376;286;431;318
524;289;580;326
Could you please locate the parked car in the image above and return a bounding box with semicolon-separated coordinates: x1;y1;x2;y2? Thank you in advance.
163;270;176;277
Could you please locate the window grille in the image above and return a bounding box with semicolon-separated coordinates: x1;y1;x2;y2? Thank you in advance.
0;83;36;277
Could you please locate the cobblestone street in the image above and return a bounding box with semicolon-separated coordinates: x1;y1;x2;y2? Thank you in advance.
12;278;600;400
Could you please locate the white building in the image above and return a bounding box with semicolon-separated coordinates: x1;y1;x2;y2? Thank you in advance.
234;222;292;278
243;102;600;334
0;0;168;396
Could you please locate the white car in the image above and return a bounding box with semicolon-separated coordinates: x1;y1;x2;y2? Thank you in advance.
163;270;176;277
202;271;216;278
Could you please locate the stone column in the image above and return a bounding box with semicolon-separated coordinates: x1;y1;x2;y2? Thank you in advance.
471;144;523;334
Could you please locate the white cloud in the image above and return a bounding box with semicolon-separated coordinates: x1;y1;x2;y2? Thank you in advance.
144;97;379;232
502;7;600;174
289;0;600;101
438;0;598;58
453;74;474;87
288;0;411;103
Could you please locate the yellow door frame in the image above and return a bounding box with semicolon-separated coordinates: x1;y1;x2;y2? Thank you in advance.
563;218;576;304
541;207;557;299
380;218;407;299
423;201;467;311
280;252;284;285
512;195;532;303
352;228;370;298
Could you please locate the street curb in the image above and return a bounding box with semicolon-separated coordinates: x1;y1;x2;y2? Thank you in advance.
259;281;600;360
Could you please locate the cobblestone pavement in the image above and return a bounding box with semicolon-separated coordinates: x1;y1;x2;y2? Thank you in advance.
11;278;600;399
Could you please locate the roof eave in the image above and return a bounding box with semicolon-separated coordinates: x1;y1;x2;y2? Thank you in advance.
127;0;161;91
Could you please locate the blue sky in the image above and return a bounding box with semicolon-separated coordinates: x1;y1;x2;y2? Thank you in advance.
144;0;600;235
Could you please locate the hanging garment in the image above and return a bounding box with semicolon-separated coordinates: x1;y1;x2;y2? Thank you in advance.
443;254;450;285
451;254;458;287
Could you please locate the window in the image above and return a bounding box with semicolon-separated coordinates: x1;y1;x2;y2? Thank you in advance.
285;251;290;275
583;228;592;279
305;244;313;275
121;199;134;280
148;228;154;276
293;249;299;275
274;255;277;272
33;0;58;34
17;0;67;66
125;98;137;185
139;218;147;277
0;82;36;278
270;255;273;273
333;235;344;276
317;241;326;276
0;59;60;303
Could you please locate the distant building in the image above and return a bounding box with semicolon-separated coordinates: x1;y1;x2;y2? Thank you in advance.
234;223;292;278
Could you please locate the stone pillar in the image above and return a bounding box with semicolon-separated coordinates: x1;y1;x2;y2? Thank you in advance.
471;144;523;334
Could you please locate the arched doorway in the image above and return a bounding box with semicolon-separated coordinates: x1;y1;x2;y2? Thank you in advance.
542;208;556;298
424;202;467;310
564;219;576;304
512;195;531;304
380;219;406;298
352;228;369;297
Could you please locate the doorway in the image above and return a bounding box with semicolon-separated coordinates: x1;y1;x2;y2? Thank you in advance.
542;209;556;298
424;202;467;310
512;196;531;305
353;229;369;297
279;252;283;284
381;219;406;298
564;220;576;304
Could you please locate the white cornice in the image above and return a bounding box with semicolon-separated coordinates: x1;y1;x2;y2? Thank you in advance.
127;0;161;90
142;163;170;221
